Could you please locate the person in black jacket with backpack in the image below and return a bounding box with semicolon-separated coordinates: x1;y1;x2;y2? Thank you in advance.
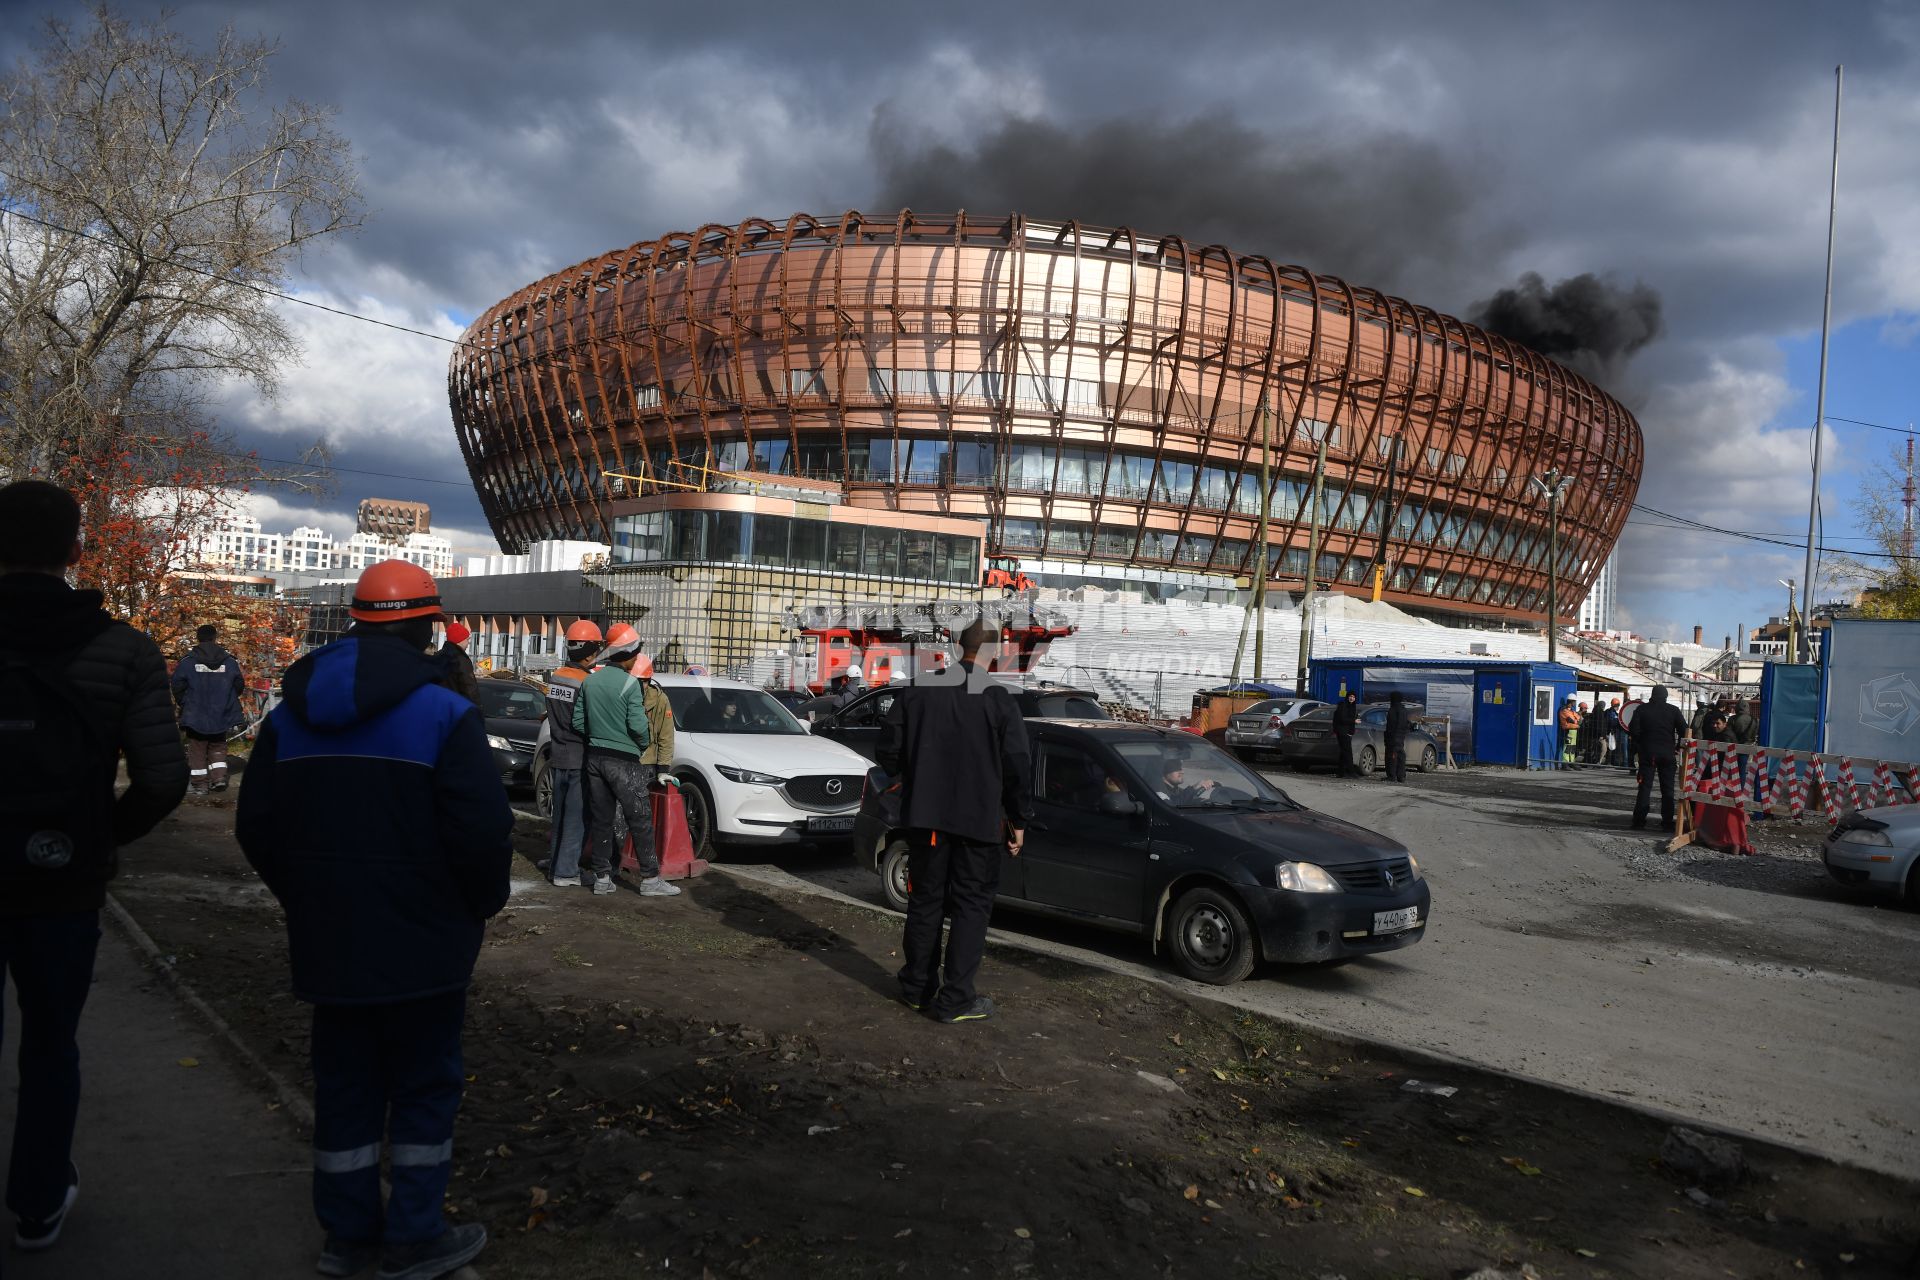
237;558;511;1280
0;480;188;1254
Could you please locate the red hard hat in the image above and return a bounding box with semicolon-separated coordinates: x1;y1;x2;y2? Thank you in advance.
565;619;603;643
349;559;444;623
632;655;654;680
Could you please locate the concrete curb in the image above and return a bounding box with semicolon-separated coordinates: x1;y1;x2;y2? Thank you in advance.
103;891;317;1129
708;861;1909;1185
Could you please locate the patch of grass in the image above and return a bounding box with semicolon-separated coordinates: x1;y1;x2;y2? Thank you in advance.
553;945;590;969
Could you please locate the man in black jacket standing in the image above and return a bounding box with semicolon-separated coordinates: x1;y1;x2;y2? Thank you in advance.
879;616;1033;1024
0;480;188;1253
238;559;512;1280
1629;685;1689;832
1383;691;1410;783
172;623;246;794
1332;691;1360;777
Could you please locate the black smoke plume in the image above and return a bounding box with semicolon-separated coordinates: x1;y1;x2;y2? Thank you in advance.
1469;272;1663;384
869;111;1491;296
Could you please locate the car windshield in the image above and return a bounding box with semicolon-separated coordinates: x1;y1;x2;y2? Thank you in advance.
1296;705;1335;723
664;686;807;735
1112;739;1300;810
1241;699;1291;716
474;681;547;720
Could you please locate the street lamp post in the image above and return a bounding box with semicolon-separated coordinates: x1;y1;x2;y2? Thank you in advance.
1530;469;1571;665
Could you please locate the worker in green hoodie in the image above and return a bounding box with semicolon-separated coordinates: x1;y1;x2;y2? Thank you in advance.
572;626;679;897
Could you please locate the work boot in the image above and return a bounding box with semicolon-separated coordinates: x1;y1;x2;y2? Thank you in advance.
637;876;681;897
376;1223;487;1280
935;996;996;1025
317;1234;380;1276
13;1163;79;1250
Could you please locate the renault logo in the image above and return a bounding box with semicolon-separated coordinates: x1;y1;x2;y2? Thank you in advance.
1383;867;1396;888
825;778;845;797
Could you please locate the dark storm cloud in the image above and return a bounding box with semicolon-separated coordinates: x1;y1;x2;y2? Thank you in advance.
869;112;1493;297
1469;272;1664;385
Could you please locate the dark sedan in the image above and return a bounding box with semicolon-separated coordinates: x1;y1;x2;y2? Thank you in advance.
813;681;1107;763
855;721;1429;984
1273;702;1443;775
472;677;546;786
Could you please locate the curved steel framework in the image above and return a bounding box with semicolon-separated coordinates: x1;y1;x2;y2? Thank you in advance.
448;212;1642;623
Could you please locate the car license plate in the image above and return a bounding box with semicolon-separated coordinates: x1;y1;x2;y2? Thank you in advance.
1295;729;1324;740
808;815;856;833
1372;906;1419;935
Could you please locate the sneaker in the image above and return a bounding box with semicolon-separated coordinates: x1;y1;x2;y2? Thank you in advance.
377;1223;488;1280
934;996;996;1024
317;1234;380;1276
592;875;617;896
535;858;552;875
14;1164;78;1250
637;876;682;897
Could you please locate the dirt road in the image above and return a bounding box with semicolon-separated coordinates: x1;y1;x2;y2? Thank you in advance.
757;766;1920;1180
93;789;1918;1279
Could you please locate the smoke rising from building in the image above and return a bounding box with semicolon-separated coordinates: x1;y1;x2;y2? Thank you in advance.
869;111;1488;294
1469;272;1664;385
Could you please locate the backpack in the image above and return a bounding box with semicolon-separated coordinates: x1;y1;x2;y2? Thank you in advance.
0;626;117;882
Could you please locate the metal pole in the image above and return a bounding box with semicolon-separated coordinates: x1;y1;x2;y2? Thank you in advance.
1547;490;1560;666
1253;394;1271;682
1372;434;1396;602
1294;432;1329;695
1800;64;1843;664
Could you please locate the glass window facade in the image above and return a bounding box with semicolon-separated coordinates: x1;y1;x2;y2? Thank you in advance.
612;509;980;585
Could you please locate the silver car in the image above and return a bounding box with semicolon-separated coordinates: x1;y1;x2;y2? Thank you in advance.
1823;805;1920;907
1224;698;1328;759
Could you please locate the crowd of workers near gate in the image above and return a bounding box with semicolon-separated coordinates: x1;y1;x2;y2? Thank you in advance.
1556;690;1759;772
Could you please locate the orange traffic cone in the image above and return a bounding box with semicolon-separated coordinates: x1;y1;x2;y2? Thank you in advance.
652;777;708;880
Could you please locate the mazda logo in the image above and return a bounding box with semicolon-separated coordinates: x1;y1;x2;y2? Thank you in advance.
825;778;844;797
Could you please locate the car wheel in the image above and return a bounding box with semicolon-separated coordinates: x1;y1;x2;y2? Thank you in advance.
532;752;554;818
879;840;912;912
1357;745;1378;775
680;777;716;859
1418;745;1439;773
1166;886;1258;985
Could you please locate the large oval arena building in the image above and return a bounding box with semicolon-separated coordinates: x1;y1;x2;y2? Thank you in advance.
448;212;1641;624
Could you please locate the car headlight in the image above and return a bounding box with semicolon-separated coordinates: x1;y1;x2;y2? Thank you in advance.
1274;861;1341;893
716;765;786;786
1407;853;1424;881
486;734;510;751
1834;827;1893;848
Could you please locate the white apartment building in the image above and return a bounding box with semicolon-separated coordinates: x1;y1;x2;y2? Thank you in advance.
336;530;454;578
282;525;336;573
194;514;284;574
1576;553;1617;633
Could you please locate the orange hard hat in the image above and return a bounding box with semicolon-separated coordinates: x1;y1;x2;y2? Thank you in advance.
349;559;443;623
565;619;604;643
601;623;641;662
632;655;654;680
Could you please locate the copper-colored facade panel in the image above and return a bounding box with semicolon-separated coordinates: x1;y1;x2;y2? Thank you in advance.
448;212;1642;624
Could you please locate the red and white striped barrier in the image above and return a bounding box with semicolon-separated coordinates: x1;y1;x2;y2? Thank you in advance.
1675;741;1917;827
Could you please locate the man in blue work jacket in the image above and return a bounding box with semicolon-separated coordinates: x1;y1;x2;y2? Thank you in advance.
237;558;512;1280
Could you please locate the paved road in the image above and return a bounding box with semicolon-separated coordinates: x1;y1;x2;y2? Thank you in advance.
726;765;1920;1179
1;918;318;1279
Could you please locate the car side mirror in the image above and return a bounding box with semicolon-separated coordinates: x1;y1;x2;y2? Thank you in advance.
1098;791;1145;818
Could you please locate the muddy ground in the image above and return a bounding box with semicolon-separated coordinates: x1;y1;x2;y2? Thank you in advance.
108;795;1919;1280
